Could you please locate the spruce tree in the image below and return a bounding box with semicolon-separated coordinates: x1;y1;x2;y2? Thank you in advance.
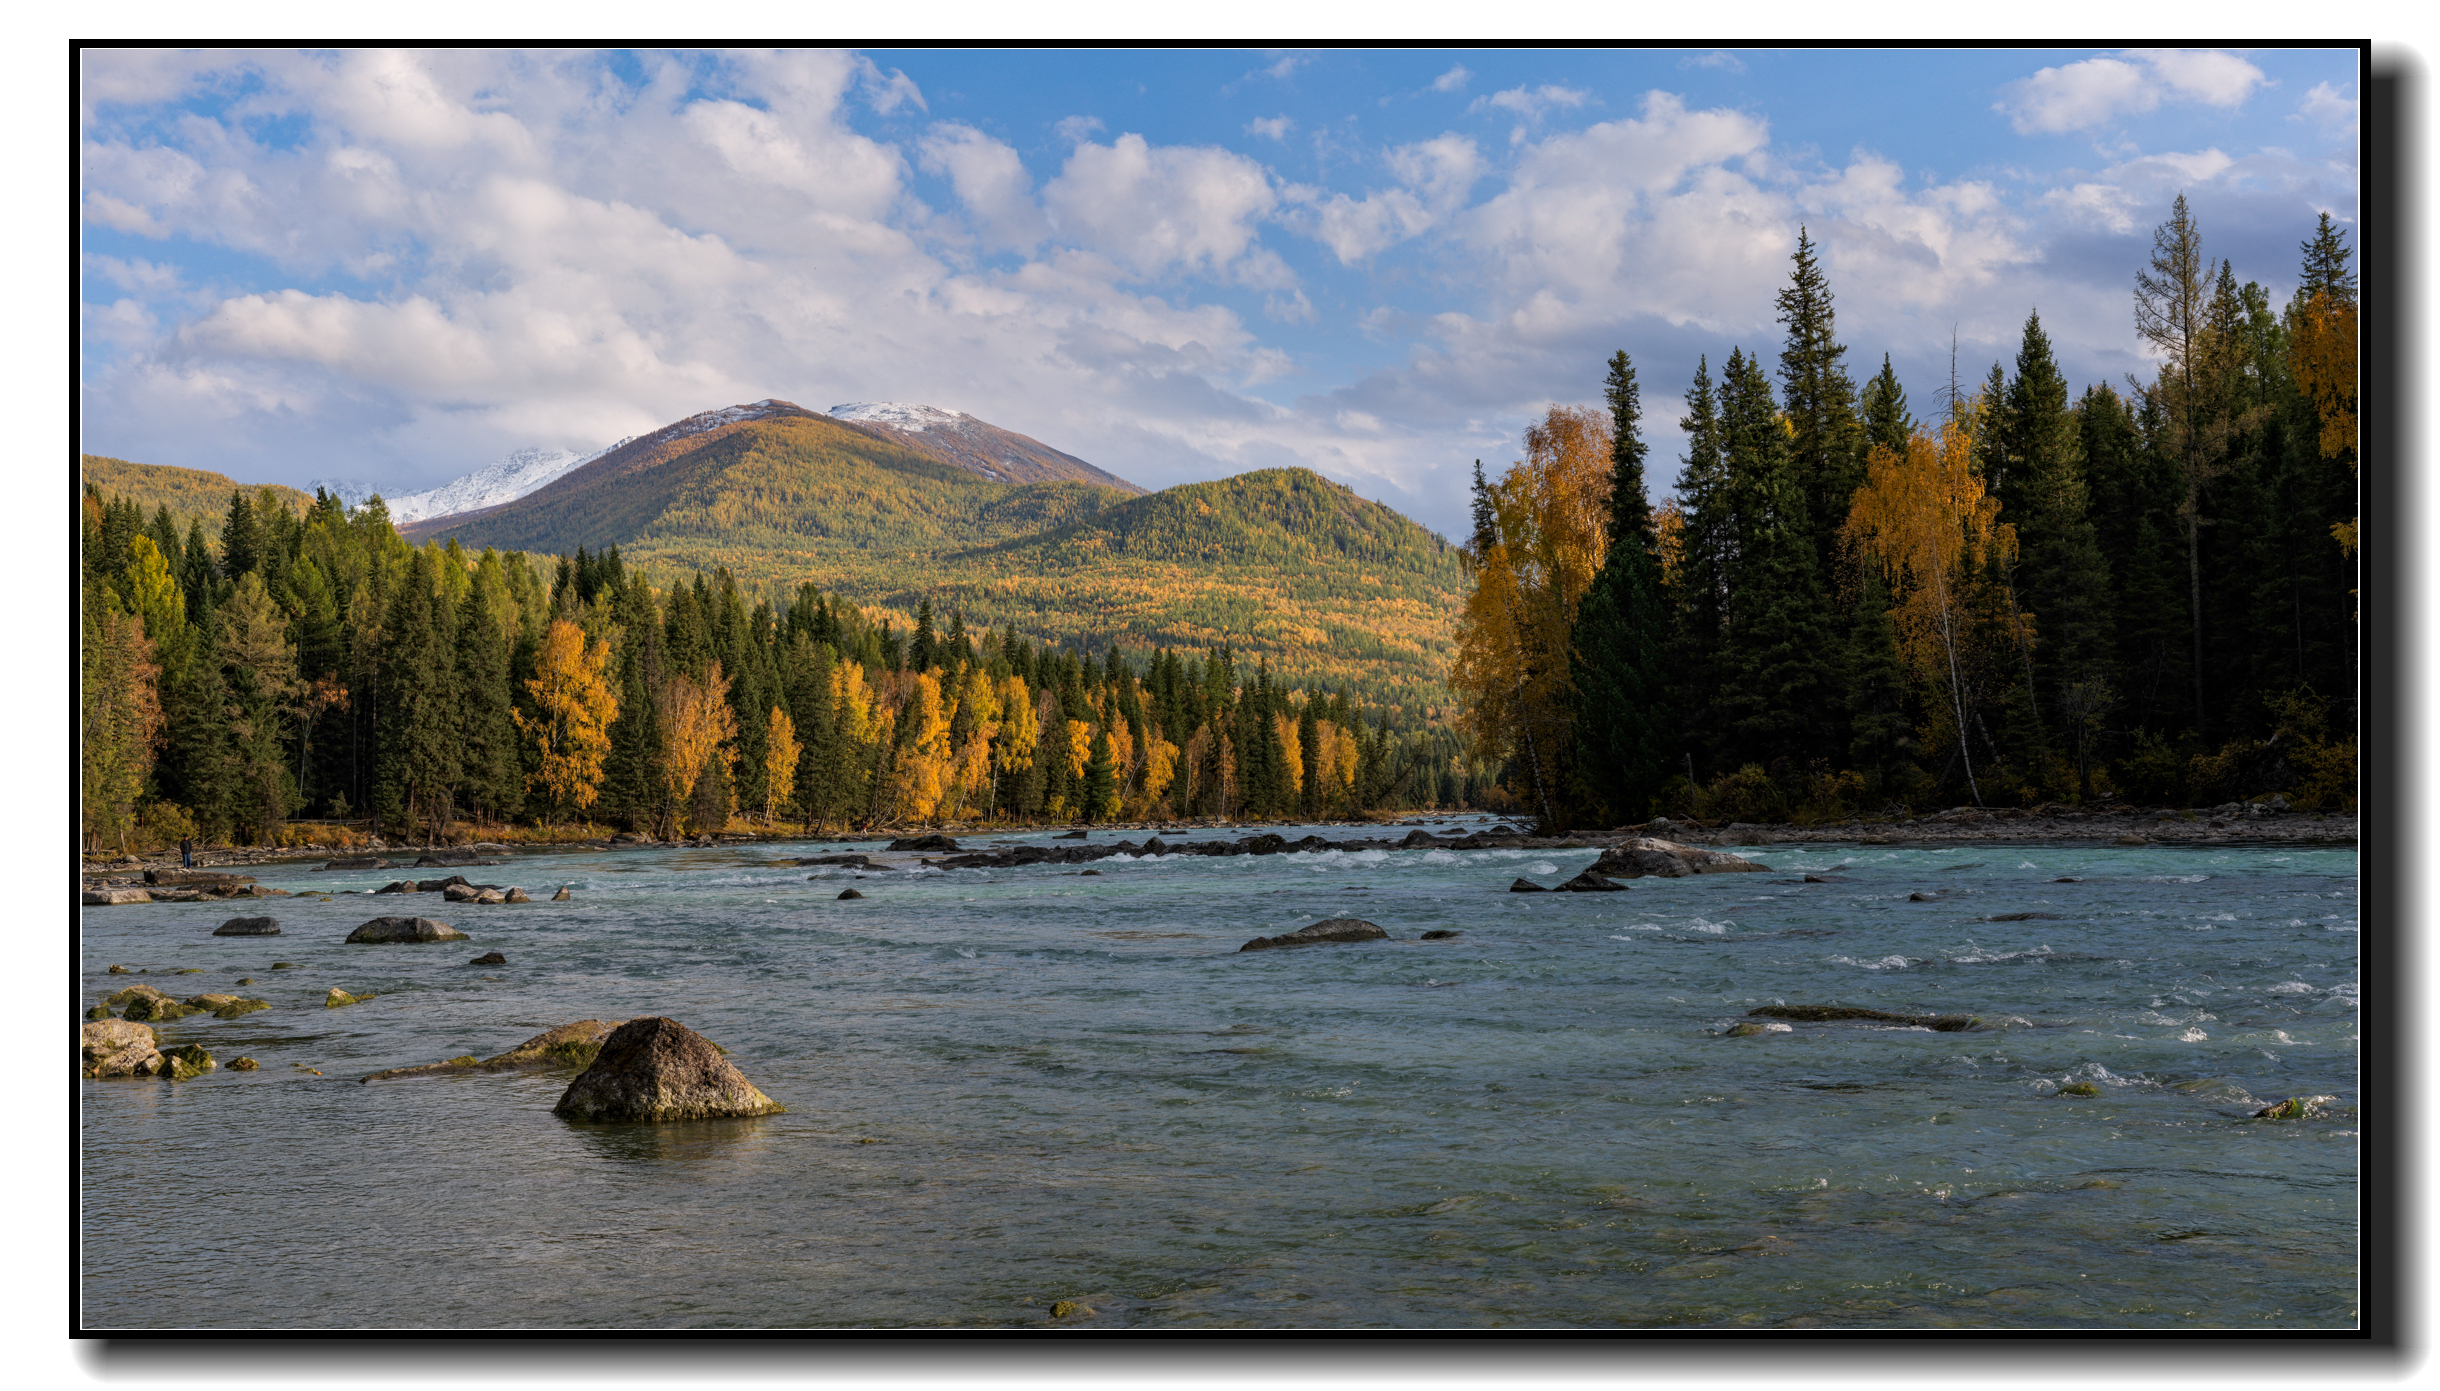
1859;354;1914;458
1568;349;1672;824
1999;310;2116;795
219;489;262;580
1712;349;1840;776
1081;724;1117;822
454;578;521;822
1666;355;1731;784
1775;227;1866;588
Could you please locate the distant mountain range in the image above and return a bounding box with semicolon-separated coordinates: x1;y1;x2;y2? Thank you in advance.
84;398;1461;705
404;400;1460;705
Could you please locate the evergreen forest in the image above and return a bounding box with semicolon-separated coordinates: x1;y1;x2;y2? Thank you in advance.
79;484;1490;851
1453;199;2359;829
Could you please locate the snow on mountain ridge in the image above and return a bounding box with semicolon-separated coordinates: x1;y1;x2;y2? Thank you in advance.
828;402;964;433
317;438;632;524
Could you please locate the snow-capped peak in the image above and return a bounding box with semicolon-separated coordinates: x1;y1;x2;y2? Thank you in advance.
828;402;966;433
669;399;795;438
332;439;631;525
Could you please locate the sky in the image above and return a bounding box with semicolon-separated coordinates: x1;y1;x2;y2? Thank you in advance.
77;46;2361;541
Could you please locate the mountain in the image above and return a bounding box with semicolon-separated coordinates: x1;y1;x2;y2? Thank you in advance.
314;442;632;525
80;455;313;538
826;402;1143;493
408;400;1461;706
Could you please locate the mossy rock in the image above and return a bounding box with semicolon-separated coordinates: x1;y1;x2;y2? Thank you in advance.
84;1004;114;1021
2056;1081;2102;1098
2253;1094;2339;1120
107;965;132;975
228;1057;260;1071
1049;1300;1093;1319
212;998;271;1019
271;962;297;970
1722;1021;1778;1037
445;1055;481;1067
325;988;374;1008
120;995;201;1023
159;1044;215;1080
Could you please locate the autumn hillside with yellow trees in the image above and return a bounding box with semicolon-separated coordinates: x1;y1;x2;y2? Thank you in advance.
406;404;1463;708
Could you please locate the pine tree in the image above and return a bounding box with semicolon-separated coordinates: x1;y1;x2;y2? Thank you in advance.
1666;355;1730;783
219;489;262;580
1859;355;1915;458
454;576;522;821
1568;349;1672;824
1081;723;1117;822
1998;310;2116;795
1776;227;1867;589
1712;349;1840;775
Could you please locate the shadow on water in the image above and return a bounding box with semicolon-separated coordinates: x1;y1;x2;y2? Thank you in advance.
558;1115;786;1166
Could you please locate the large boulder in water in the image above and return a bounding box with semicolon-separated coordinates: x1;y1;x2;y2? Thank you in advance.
552;1017;784;1122
1586;838;1770;879
214;916;280;936
81;1019;164;1077
1239;918;1390;952
347;916;468;943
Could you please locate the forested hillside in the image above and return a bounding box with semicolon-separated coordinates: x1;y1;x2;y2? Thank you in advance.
1456;204;2359;828
80;455;312;540
79;484;1492;851
410;406;1464;707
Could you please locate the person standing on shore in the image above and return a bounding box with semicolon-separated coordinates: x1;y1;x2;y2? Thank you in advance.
180;837;192;869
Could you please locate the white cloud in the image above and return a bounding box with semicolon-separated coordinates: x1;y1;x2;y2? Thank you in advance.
855;56;927;114
1042;133;1279;279
2296;81;2359;138
918;122;1049;247
1055;114;1105;144
1475;84;1593;120
1246;115;1294;141
1431;65;1471;93
1997;49;2268;135
1680;51;1746;74
1287;133;1482;264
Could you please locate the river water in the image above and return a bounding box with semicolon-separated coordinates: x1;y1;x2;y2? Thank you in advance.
79;822;2358;1329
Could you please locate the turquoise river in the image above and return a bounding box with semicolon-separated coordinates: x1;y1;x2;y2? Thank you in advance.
78;821;2359;1329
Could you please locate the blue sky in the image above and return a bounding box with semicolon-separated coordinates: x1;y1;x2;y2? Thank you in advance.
78;47;2360;540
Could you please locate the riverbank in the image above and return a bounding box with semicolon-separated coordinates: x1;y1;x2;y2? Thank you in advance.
76;802;2355;884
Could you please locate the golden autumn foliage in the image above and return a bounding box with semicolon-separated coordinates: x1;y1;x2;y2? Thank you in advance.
82;607;163;852
660;659;739;828
764;706;800;824
1449;405;1613;824
1841;420;2028;800
515;619;620;818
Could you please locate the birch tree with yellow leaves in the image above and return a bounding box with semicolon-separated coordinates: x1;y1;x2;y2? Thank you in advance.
515;618;620;822
1449;407;1612;827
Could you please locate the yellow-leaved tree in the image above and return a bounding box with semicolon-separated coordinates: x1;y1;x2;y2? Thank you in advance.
1840;420;2026;807
659;660;738;836
82;604;162;853
886;670;952;824
764;705;800;826
514;619;619;823
1448;406;1613;827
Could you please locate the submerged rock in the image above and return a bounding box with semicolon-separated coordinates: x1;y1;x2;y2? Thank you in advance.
214;916;281;936
1554;871;1628;892
1908;892;1938;902
325;987;373;1008
1585;838;1770;880
363;1018;628;1082
1507;878;1547;893
468;950;508;965
1054;829;1089;840
228;1056;260;1071
551;1017;783;1122
203;995;270;1019
108;984;199;1022
1239;918;1390;952
888;833;962;852
321;856;391;870
1419;929;1461;941
551;886;572;901
81;1019;164;1078
2254;1094;2340;1120
838;888;864;900
1748;1004;1978;1032
346;916;468;943
2056;1081;2102;1098
1722;1021;1788;1038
